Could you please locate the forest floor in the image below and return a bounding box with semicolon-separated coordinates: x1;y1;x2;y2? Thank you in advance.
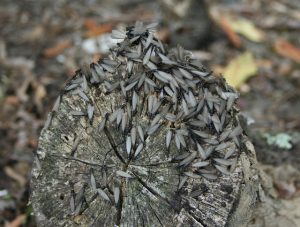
0;0;300;226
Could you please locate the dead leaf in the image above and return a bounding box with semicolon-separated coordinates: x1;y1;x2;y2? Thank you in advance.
16;75;33;102
276;181;297;199
24;26;44;42
155;28;170;43
4;214;26;227
84;19;98;30
4;96;20;105
32;83;47;113
92;53;102;63
229;18;265;42
43;39;72;58
209;8;242;47
211;6;264;44
4;166;27;186
84;20;113;37
272;164;300;199
35;84;46;101
256;59;273;69
221;51;258;88
28;137;38;148
274;39;300;64
218;16;242;48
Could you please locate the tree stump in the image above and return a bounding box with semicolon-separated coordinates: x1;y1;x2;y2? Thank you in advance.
30;22;262;227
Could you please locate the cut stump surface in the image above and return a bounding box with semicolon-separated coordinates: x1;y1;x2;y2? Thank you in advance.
31;22;260;227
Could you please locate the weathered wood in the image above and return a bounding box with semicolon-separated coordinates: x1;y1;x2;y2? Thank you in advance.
30;23;262;227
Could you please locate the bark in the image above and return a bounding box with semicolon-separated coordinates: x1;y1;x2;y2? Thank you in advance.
30;85;263;227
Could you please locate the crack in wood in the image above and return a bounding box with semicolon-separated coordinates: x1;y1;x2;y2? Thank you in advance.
104;127;126;164
149;202;164;227
116;178;124;225
132;171;172;207
50;154;115;168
